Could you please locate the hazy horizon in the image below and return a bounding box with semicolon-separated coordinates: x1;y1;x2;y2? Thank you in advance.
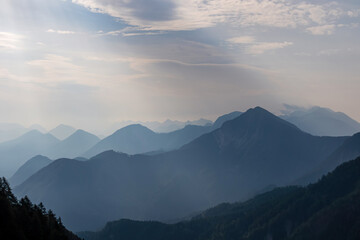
1;0;360;130
0;104;360;134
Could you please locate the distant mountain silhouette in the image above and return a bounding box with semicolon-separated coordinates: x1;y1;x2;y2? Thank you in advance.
79;156;360;240
83;124;163;157
0;130;59;177
0;123;47;143
14;107;347;231
83;124;212;157
281;106;360;136
0;124;28;143
9;155;52;187
84;112;244;158
49;124;76;140
107;118;213;134
47;130;100;159
29;124;47;133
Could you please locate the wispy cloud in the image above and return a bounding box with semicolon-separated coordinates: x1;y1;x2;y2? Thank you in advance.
306;24;336;35
0;32;23;50
72;0;355;31
227;36;293;55
248;42;293;55
27;54;86;83
102;26;165;37
227;36;255;44
47;29;76;34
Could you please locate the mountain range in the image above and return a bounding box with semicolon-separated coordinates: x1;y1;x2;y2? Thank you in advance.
83;111;243;157
281;106;360;136
14;107;350;231
0;130;59;178
107;118;213;134
0;123;47;144
0;129;100;178
78;155;360;240
0;111;243;179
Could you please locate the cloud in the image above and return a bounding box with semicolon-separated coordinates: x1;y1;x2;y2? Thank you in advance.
227;36;255;44
0;32;23;50
27;54;87;83
102;26;165;37
47;29;76;34
227;36;293;55
317;49;341;56
248;41;293;55
347;9;360;18
72;0;353;31
306;24;336;35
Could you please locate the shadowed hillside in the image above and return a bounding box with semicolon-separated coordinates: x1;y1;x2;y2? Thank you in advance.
79;156;360;240
0;177;80;240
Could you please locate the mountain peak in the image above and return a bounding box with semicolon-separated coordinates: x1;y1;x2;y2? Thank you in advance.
250;106;272;114
19;130;58;141
223;106;291;128
90;150;129;160
23;129;43;137
49;124;76;140
114;124;155;135
67;129;99;139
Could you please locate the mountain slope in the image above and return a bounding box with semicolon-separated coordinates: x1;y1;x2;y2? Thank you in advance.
14;107;346;231
48;130;100;159
281;106;360;136
79;156;360;240
0;123;29;143
297;132;360;185
0;130;59;177
9;155;52;187
211;111;242;129
0;177;80;240
49;124;76;140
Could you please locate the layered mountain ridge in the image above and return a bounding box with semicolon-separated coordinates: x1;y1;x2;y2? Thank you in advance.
14;107;348;231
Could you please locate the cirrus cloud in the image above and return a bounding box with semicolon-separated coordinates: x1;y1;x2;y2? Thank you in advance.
227;36;293;55
0;32;24;50
72;0;353;31
306;24;336;35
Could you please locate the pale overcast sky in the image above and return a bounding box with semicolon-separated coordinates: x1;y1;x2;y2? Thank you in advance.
0;0;359;131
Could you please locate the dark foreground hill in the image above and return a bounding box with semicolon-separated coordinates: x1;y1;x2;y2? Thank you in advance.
14;107;347;231
0;177;80;240
79;156;360;240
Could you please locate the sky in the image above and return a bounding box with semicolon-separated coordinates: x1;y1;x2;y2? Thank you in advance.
0;0;359;132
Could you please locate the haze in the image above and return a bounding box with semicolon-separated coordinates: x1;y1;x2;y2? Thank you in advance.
1;0;360;132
